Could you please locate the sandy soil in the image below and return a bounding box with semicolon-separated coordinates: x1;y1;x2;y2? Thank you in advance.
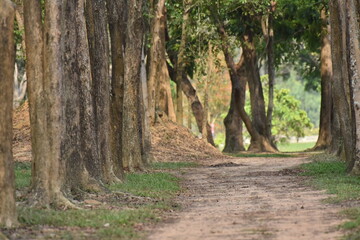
147;157;346;240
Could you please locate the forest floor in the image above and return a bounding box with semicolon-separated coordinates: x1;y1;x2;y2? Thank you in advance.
9;102;350;239
147;156;347;240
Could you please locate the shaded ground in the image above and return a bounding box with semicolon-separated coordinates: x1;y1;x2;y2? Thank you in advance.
147;157;346;240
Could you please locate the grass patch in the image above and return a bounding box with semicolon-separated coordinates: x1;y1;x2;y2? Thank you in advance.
12;162;183;239
109;172;180;199
150;161;198;170
300;154;360;239
278;142;315;152
14;161;31;190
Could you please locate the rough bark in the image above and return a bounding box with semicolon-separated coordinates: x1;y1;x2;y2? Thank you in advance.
313;7;333;151
0;0;18;227
62;0;103;193
107;0;125;178
346;0;360;174
223;56;246;153
167;63;216;146
215;18;276;152
86;0;120;183
175;0;192;125
148;0;176;123
329;0;353;168
122;0;145;170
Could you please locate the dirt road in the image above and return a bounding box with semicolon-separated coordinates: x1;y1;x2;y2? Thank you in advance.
148;157;345;240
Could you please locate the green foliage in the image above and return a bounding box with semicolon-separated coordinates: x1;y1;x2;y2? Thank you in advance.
272;88;313;143
109;172;180;199
15;162;31;190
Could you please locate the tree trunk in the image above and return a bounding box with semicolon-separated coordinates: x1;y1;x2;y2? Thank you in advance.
85;0;120;183
223;56;246;153
122;0;145;171
265;2;276;140
215;17;276;152
107;0;125;178
176;0;192;126
313;7;333;151
148;0;176;123
0;0;18;227
329;0;354;168
346;0;360;174
167;63;216;146
62;0;103;193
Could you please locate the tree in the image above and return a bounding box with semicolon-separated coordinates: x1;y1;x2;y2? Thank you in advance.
122;0;148;170
106;0;126;178
0;0;18;227
148;0;176;123
86;0;121;183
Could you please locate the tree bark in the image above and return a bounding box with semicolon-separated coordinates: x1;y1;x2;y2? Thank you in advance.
167;63;216;146
313;7;333;151
223;56;246;153
346;0;360;174
107;0;125;178
122;0;146;171
0;0;18;227
176;0;192;126
85;0;120;183
329;0;354;168
148;0;176;123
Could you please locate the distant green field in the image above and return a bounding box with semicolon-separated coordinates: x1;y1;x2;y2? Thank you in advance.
277;142;315;152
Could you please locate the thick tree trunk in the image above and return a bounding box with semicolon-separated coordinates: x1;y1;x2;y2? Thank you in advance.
24;0;50;205
313;8;333;151
215;18;276;152
346;0;360;174
329;0;354;168
85;0;120;183
148;0;176;123
176;0;192;126
223;57;246;153
167;63;216;146
62;0;103;193
107;0;125;178
122;0;145;171
0;0;18;227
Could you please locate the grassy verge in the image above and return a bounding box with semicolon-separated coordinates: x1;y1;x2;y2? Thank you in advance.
9;161;195;239
278;142;315;152
300;154;360;239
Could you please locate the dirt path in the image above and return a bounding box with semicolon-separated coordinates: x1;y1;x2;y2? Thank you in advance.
147;157;346;240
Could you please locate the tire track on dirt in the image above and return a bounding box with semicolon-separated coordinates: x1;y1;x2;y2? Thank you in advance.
147;157;345;240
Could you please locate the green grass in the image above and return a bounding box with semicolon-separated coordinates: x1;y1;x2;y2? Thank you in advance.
300;154;360;239
278;142;315;152
14;161;31;190
150;161;198;170
12;162;185;239
109;172;180;199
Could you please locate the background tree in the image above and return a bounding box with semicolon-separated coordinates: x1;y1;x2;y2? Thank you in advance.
0;0;18;227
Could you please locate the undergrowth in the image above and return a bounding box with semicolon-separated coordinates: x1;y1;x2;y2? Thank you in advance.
300;154;360;239
8;161;196;239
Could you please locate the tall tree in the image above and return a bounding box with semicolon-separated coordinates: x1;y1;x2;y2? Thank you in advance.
0;0;18;227
148;0;176;123
313;6;333;150
122;0;147;170
85;0;120;183
107;0;126;178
